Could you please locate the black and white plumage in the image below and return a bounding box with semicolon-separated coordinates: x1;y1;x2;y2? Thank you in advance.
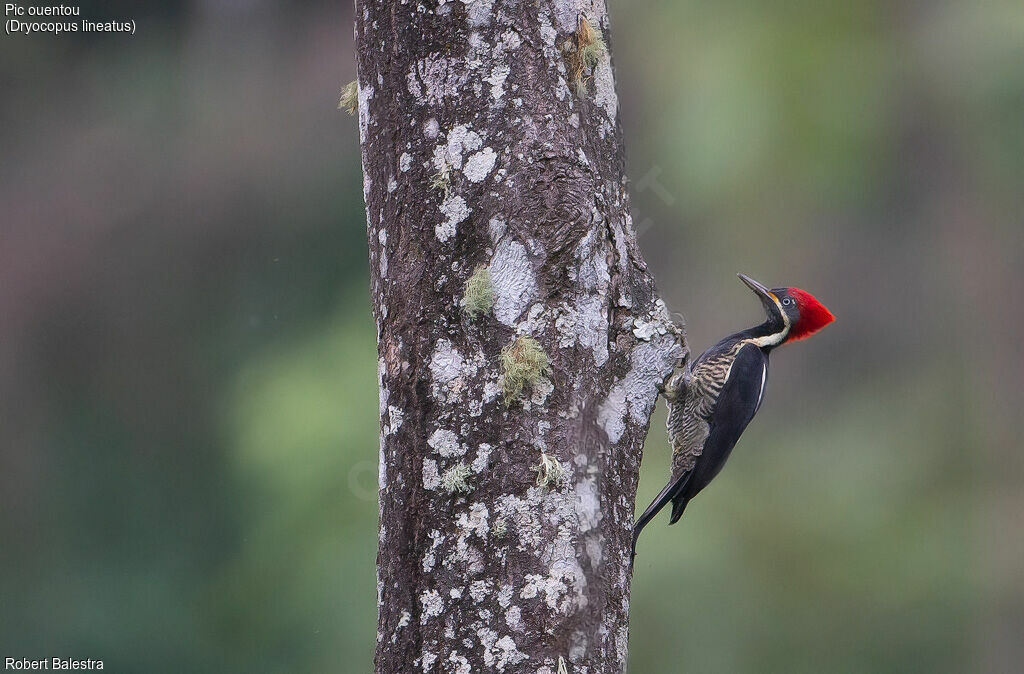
631;273;834;561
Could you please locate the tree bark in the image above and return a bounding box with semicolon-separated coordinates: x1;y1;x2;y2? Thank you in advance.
355;2;686;672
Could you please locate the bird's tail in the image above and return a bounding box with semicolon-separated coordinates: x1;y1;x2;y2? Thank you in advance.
631;473;692;563
669;494;690;524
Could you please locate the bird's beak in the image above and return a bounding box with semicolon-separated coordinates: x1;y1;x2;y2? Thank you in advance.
737;273;779;314
737;273;772;300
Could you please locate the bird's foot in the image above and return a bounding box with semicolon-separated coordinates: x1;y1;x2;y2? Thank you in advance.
660;368;686;402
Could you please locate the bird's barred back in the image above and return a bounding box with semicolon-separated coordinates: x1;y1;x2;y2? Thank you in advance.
666;340;748;480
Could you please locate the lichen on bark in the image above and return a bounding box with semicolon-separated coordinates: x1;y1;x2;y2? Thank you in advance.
356;2;686;672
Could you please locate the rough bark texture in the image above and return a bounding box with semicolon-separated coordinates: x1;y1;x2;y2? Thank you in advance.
355;2;686;672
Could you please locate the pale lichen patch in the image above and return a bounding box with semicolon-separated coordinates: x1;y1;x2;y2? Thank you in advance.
487;216;507;243
429;339;483;404
420;589;444;624
429;339;467;383
598;340;682;443
423;529;443;573
500;29;521;51
592;57;619;120
406;69;423;101
576;227;611;292
356;83;373;144
632;315;669;341
428;427;465;457
472;443;492;473
597;383;627;444
497;583;514;608
462;0;495;28
423;117;440;138
485;65;511;100
574;476;602;532
447;652;472;674
433;124;483;172
478;628;528;671
520;561;587;615
529;375;555;406
482;378;503;404
538;14;558;48
490;238;537;325
437;195;470;242
386;405;405;436
517;302;552;337
458;502;490;538
574;296;610;366
469;580;491;603
505;605;522;631
423;458;442;491
463;147;497;183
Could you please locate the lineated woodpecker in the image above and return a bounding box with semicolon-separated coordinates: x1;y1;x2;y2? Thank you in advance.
632;273;835;560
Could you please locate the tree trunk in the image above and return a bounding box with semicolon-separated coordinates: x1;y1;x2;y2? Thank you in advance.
355;2;686;672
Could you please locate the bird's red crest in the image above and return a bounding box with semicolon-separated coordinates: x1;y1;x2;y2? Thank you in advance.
786;288;835;342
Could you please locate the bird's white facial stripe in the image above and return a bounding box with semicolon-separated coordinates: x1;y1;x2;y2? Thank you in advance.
749;292;790;347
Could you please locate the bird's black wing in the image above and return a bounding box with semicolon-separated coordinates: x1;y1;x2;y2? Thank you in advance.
670;343;767;522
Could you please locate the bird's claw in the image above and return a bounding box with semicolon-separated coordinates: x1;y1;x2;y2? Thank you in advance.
660;368;686;402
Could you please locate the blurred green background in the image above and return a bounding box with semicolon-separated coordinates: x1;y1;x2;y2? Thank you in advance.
1;1;1022;672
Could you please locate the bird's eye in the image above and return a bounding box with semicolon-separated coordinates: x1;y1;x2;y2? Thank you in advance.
782;298;793;306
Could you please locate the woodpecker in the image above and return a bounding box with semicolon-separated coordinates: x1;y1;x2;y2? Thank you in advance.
632;273;835;560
